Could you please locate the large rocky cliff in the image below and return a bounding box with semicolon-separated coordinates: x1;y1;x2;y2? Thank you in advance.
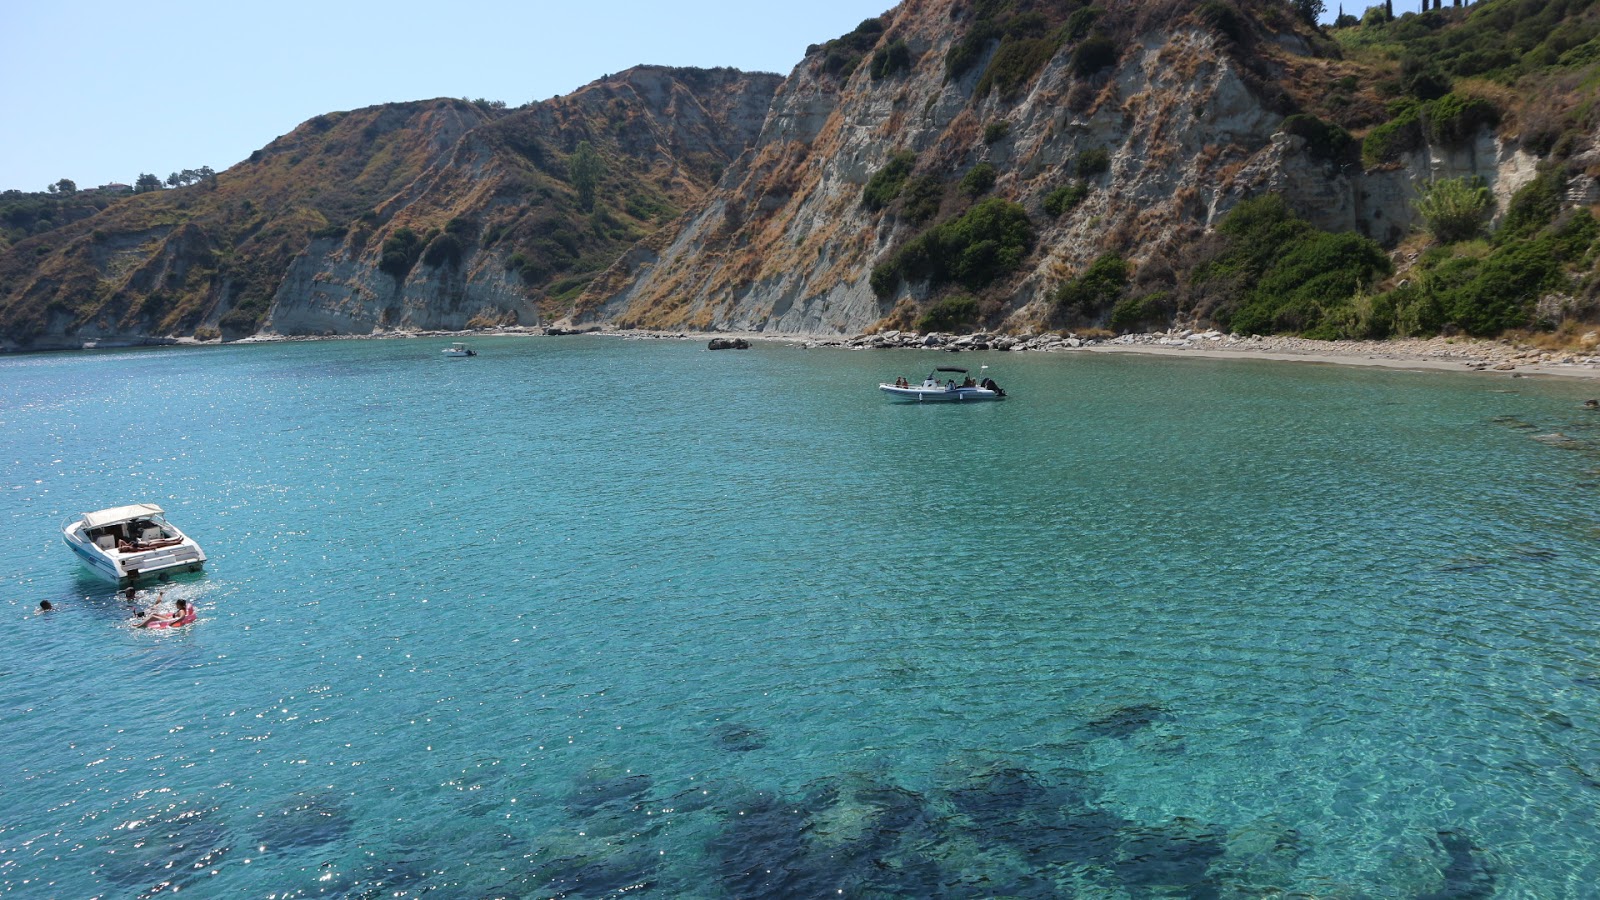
575;0;1547;336
3;0;1595;350
0;67;780;350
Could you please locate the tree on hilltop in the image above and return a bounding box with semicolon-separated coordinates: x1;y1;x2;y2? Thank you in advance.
1292;0;1326;26
135;173;163;193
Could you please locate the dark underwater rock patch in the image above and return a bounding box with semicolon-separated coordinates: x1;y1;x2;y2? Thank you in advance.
1086;703;1171;738
567;768;653;816
1417;830;1495;900
254;790;354;852
528;848;660;899
1113;818;1227;897
710;721;769;752
95;802;232;891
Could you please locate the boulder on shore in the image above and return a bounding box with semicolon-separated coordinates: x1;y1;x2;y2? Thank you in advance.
708;337;750;350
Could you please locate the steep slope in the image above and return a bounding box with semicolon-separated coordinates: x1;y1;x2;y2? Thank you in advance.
578;0;1592;338
0;66;780;350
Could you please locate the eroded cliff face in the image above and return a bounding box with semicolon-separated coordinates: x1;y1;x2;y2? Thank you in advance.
576;0;1540;336
260;67;784;338
0;67;781;350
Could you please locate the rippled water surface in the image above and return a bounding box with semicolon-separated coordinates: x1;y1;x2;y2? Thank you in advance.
3;336;1600;897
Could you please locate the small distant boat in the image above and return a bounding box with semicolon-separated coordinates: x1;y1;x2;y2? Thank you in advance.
63;504;206;583
442;342;477;358
880;366;1006;402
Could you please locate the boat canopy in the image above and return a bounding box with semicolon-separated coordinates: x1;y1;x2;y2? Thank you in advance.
934;366;969;373
81;503;164;529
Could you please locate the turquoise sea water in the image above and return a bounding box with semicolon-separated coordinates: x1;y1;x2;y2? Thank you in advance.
3;335;1600;898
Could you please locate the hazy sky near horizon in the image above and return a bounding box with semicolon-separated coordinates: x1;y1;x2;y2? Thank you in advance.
0;0;894;193
2;1;1344;195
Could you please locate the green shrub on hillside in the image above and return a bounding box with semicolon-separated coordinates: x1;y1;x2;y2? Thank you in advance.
916;295;980;332
977;34;1064;99
862;151;918;211
870;39;914;80
819;17;885;79
1498;166;1566;241
871;197;1034;297
1415;176;1490;244
1043;181;1090;217
1109;290;1173;333
984;121;1012;145
1281;114;1352;160
1361;101;1425;168
1056;253;1128;316
1073;35;1118;76
900;175;945;224
1189;195;1391;337
1424;93;1500;144
1065;6;1105;41
1074;147;1111;178
1198;0;1247;43
422;232;464;268
379;227;426;279
1232;231;1394;336
960;162;998;197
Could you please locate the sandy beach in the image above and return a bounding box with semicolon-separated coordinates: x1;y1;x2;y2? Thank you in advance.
693;328;1600;383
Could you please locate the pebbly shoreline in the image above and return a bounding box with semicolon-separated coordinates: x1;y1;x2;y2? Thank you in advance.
32;324;1600;382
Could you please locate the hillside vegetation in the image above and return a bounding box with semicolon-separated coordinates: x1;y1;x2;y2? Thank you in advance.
3;0;1599;350
0;68;779;349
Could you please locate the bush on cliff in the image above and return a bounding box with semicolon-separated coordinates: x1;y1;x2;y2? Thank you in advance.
862;151;918;211
379;227;426;280
1043;181;1090;217
1074;147;1110;178
1383;207;1597;336
916;295;980;332
1056;253;1128;319
960;162;998;197
1280;114;1352;161
422;232;464;268
1415;176;1490;244
1187;195;1392;337
871;198;1034;297
869;39;914;80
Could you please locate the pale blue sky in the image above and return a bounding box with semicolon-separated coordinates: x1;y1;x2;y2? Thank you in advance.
1;1;1345;194
0;0;893;192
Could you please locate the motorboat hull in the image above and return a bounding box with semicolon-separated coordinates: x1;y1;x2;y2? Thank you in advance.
62;510;207;583
879;384;1004;402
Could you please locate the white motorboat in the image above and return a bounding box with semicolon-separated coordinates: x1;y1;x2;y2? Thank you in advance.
441;342;477;358
62;504;206;583
880;366;1006;402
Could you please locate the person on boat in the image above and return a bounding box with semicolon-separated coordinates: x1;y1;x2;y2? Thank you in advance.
962;375;976;387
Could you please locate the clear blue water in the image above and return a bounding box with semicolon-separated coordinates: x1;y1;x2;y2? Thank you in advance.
3;336;1600;898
